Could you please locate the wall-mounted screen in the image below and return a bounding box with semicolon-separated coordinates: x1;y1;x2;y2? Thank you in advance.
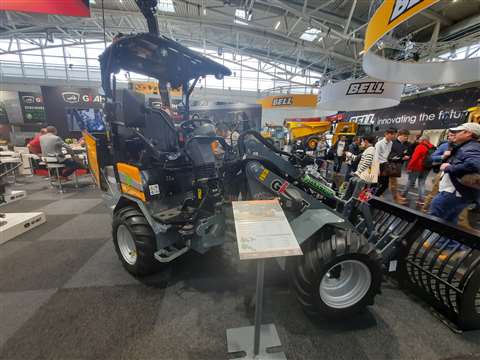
0;0;90;17
66;108;105;133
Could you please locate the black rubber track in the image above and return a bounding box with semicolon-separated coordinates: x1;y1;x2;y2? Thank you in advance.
112;206;158;276
289;225;382;319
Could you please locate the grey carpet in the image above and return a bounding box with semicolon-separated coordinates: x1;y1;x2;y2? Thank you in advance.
0;177;479;360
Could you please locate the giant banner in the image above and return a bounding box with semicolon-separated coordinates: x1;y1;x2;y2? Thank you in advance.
364;0;439;52
343;87;480;131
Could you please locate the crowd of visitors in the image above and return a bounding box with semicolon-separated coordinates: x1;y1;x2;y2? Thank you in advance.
316;122;480;228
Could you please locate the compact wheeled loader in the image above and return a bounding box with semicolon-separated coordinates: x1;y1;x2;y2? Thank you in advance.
85;0;480;328
81;0;384;320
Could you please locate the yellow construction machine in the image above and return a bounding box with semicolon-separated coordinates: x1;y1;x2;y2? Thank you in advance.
284;118;359;150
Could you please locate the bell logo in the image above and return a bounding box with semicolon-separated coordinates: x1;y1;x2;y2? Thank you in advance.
272;97;293;106
346;82;385;95
350;114;375;125
390;0;424;23
62;92;80;104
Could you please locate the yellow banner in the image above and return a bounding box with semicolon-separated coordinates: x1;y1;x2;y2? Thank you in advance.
256;94;318;109
364;0;439;53
130;81;183;97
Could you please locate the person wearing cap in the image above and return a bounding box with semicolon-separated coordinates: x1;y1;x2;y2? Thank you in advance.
429;122;480;223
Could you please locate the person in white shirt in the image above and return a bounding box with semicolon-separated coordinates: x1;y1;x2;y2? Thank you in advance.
374;128;397;196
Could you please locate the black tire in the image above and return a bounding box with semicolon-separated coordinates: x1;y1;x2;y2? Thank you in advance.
112;206;158;276
458;267;480;330
289;225;382;319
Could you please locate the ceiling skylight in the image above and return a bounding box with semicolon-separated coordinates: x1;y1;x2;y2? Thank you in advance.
158;0;175;13
235;8;252;25
300;28;321;42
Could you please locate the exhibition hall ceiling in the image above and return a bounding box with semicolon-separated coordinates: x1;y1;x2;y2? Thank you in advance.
0;0;479;88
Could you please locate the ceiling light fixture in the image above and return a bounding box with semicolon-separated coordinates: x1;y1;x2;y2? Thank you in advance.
274;20;281;30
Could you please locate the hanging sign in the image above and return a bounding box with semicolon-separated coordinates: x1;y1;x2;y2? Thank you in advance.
318;78;403;111
364;0;439;53
362;0;480;84
257;94;317;109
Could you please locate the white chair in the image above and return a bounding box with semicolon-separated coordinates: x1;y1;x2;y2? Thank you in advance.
41;156;79;193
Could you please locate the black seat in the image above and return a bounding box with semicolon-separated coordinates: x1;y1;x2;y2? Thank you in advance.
143;108;179;153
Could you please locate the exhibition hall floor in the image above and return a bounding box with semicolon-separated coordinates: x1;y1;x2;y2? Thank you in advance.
1;177;480;360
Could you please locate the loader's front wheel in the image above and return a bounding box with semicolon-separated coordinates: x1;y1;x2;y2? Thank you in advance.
113;206;158;276
290;225;382;319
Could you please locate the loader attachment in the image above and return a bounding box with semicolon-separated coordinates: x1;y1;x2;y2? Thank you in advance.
365;197;480;330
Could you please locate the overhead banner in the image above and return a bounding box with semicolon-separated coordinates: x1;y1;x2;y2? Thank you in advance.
130;81;183;97
18;92;46;123
318;77;403;111
343;86;480;131
0;0;90;17
363;0;480;84
364;0;439;53
363;49;480;85
257;94;318;109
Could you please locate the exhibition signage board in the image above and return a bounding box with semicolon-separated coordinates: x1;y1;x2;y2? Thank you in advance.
41;86;105;137
257;94;317;109
343;86;480;131
18;92;46;123
364;0;439;53
232;199;302;260
0;0;90;17
318;77;403;111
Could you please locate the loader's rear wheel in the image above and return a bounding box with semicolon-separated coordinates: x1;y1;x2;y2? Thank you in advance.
113;206;158;276
290;225;382;319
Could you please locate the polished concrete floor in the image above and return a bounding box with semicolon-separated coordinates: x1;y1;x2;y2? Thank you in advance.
1;176;480;360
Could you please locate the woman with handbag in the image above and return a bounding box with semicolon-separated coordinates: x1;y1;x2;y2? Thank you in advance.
344;136;378;198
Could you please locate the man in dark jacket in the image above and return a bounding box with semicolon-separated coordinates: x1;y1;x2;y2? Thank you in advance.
429;123;480;223
388;129;410;204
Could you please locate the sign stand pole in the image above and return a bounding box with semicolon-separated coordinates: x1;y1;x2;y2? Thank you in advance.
227;258;286;360
227;199;302;359
253;259;264;356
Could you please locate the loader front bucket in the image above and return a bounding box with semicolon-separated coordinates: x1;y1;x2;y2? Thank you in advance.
364;197;480;330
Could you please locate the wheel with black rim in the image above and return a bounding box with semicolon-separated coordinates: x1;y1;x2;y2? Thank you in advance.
290;225;382;319
113;206;158;276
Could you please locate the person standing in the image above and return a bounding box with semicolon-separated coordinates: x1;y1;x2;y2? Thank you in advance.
315;135;329;169
374;128;397;196
402;134;434;207
429;123;480;223
333;135;347;173
422;131;455;212
345;136;362;181
387;129;410;204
